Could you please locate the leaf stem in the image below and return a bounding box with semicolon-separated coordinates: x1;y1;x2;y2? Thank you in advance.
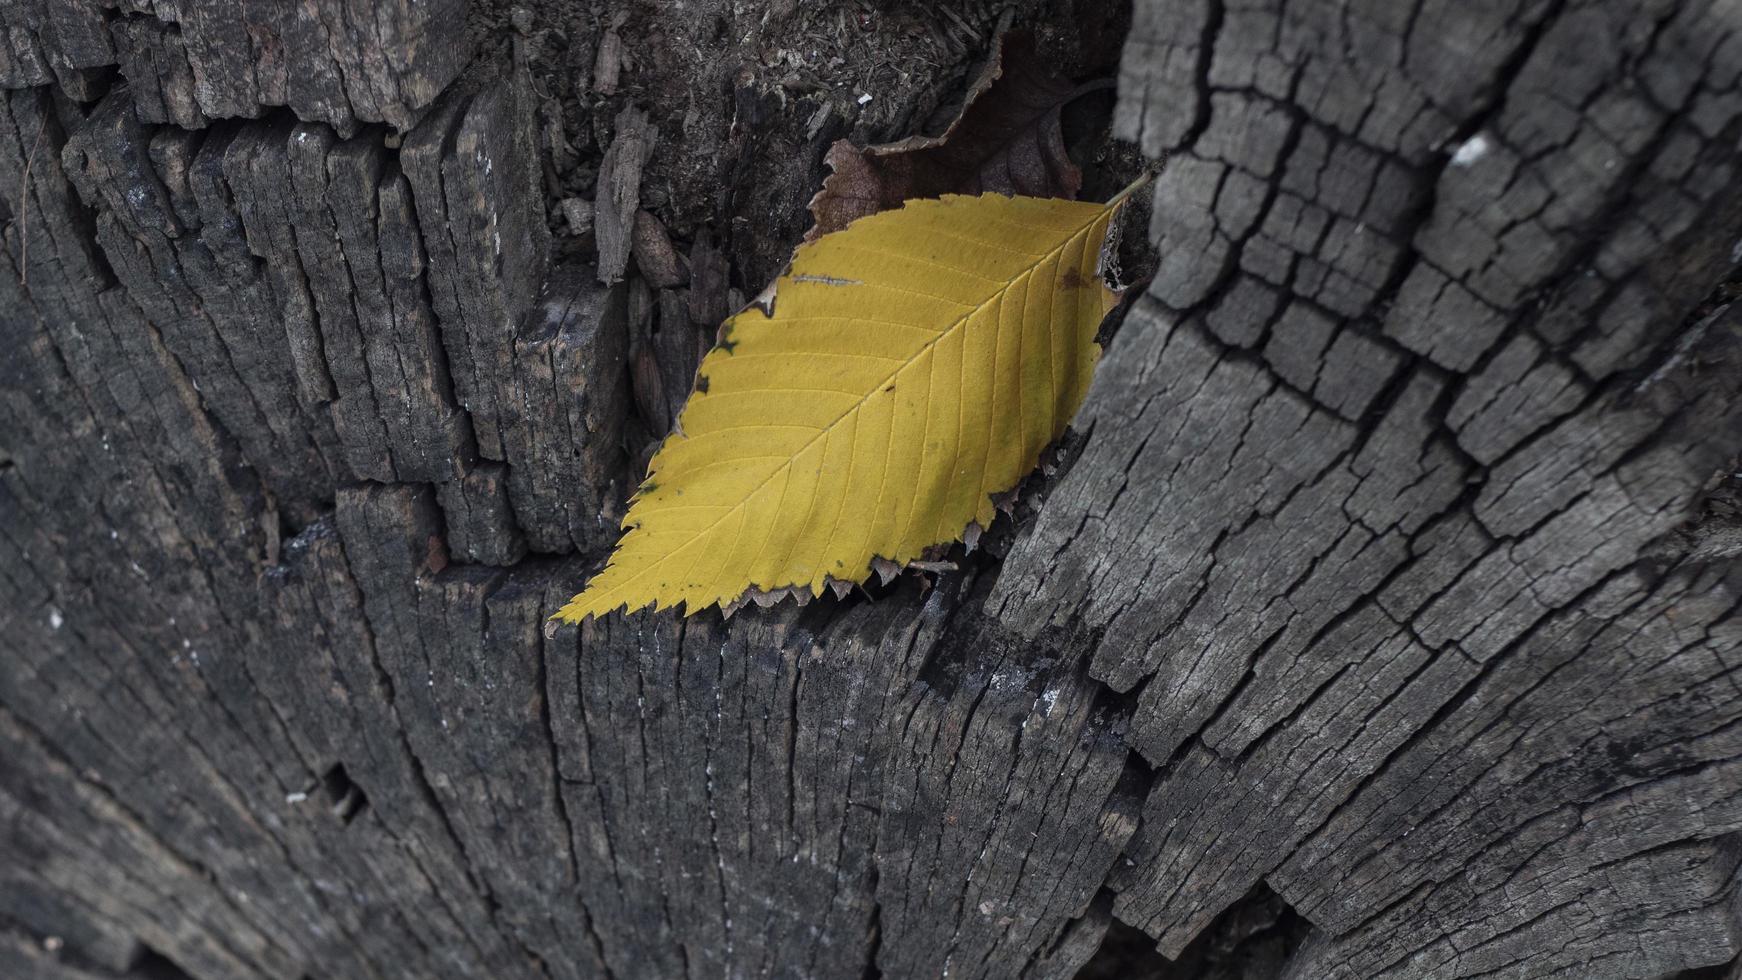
1106;169;1157;208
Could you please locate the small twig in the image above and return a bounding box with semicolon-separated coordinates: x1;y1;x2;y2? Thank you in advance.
18;113;44;290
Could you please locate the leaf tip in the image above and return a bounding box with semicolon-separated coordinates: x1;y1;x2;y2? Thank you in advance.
551;602;588;627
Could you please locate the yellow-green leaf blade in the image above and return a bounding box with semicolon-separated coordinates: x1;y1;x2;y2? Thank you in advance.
556;192;1123;622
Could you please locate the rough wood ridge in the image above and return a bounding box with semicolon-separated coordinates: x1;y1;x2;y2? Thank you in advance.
1;1;1739;979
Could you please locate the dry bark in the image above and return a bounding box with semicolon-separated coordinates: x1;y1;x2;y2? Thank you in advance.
0;2;1738;979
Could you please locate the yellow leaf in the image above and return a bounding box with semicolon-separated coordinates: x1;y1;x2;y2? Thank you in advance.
555;189;1134;622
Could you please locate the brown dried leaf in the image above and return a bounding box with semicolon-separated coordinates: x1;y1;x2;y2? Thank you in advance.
631;210;688;288
805;32;1093;240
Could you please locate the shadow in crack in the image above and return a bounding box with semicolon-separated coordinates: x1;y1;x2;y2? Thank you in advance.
1074;883;1310;980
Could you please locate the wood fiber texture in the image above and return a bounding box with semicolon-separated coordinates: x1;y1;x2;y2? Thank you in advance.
0;0;470;132
0;1;1738;979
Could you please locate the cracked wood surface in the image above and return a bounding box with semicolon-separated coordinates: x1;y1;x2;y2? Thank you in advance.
1;1;1739;978
1;0;470;133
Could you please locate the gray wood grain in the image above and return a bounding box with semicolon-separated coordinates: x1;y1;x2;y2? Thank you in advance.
0;1;1737;978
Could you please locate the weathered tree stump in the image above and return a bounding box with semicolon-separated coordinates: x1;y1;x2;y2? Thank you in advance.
1;1;1738;978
